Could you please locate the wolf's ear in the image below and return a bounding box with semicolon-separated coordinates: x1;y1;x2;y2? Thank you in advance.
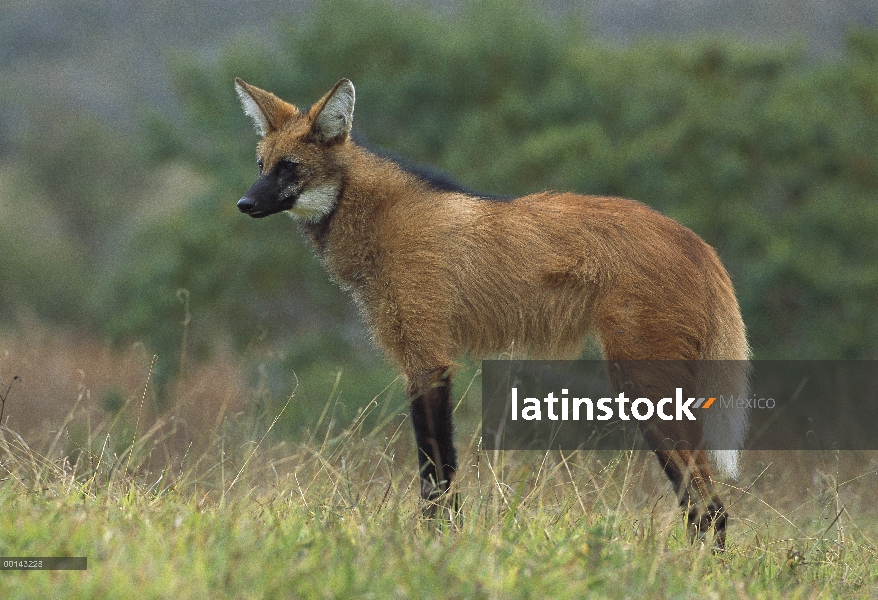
310;79;355;144
235;78;295;136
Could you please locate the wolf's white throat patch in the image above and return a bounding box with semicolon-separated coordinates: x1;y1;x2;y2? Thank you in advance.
285;183;340;221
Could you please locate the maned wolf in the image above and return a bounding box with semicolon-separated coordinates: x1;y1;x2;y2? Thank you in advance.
234;78;749;549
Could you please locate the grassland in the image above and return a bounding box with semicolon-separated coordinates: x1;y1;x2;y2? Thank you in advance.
0;344;876;599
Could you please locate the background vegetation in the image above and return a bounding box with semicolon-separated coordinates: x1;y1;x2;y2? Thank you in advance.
4;2;878;374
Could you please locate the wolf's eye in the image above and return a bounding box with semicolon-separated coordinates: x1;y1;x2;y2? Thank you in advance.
278;159;298;172
256;158;264;173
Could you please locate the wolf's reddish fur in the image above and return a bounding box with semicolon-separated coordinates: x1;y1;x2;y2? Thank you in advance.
234;78;749;549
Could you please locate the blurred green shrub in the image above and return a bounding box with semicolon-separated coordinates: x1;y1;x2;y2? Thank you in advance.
134;0;877;360
3;0;877;396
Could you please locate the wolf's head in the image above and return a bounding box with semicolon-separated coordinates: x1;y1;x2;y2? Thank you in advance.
234;78;354;220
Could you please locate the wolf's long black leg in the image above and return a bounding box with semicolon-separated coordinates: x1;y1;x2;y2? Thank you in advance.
409;368;458;518
649;444;728;551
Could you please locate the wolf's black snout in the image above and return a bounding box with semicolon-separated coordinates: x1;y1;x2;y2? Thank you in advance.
237;197;256;213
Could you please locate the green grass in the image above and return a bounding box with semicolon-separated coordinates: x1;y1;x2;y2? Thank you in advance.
1;373;876;599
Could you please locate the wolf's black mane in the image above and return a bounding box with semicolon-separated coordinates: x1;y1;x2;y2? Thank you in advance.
353;132;511;202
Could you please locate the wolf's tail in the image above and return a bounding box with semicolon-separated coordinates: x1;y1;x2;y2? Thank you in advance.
699;252;750;479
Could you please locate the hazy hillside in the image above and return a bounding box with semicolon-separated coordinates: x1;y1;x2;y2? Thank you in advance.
1;0;876;131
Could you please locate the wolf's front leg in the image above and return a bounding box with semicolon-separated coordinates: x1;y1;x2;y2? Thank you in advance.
408;367;459;521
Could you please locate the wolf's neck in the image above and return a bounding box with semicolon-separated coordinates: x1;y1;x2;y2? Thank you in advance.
300;146;426;280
